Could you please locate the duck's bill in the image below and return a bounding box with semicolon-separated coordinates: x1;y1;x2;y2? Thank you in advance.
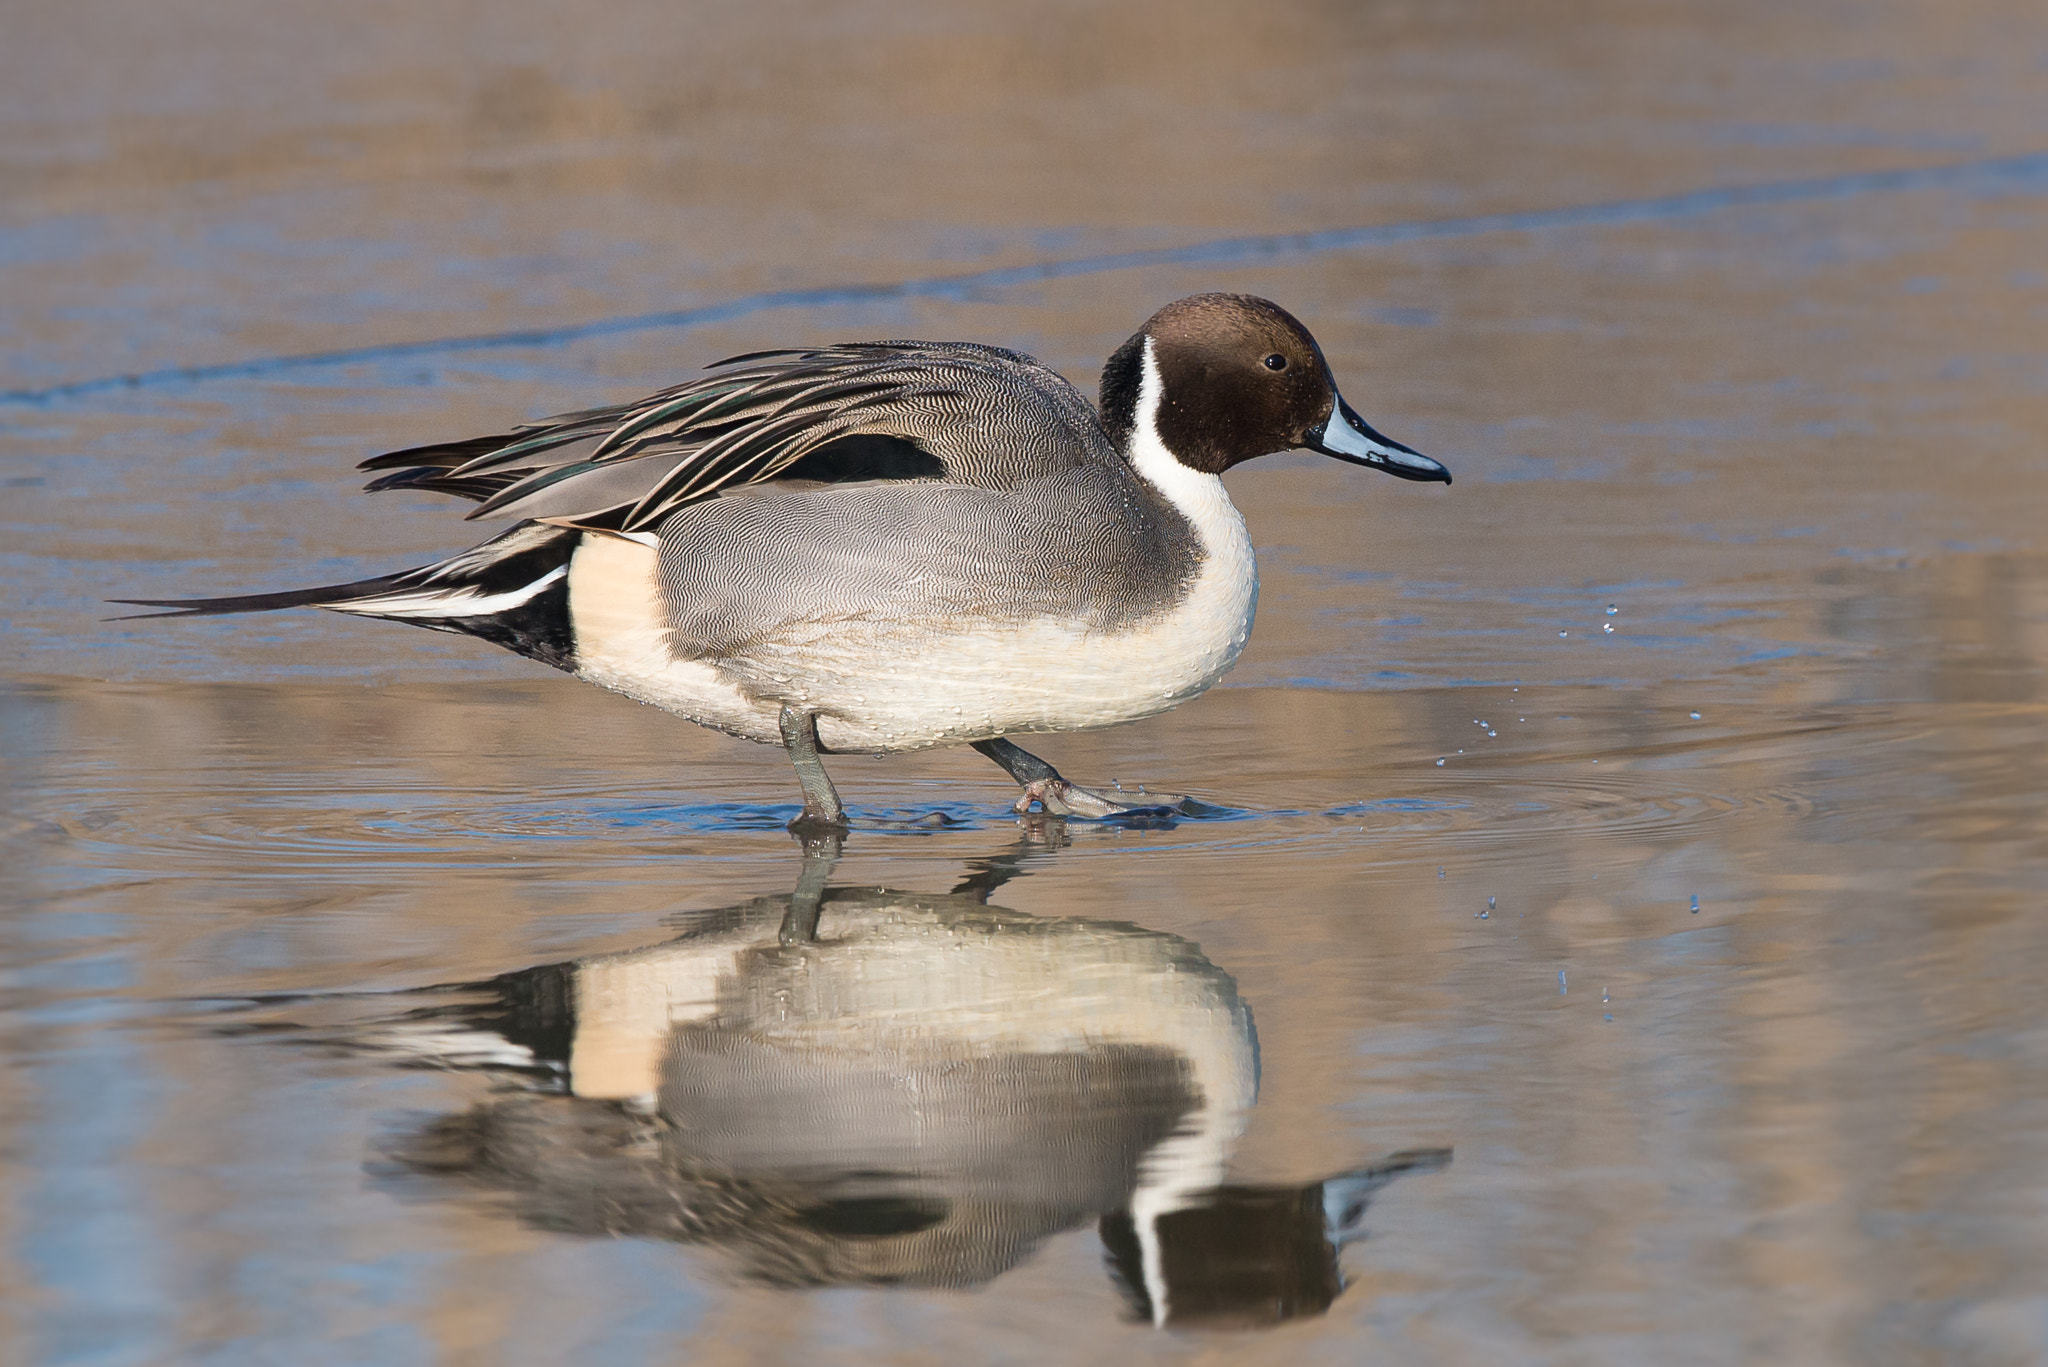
1305;398;1452;484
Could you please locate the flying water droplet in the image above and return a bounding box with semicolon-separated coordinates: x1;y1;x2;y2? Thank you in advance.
1690;894;1701;914
1690;711;1702;720
1605;604;1619;616
1602;623;1614;634
1602;986;1610;1003
1488;896;1496;910
1436;757;1446;766
1487;730;1498;738
1438;867;1446;878
1558;970;1568;995
1559;630;1568;637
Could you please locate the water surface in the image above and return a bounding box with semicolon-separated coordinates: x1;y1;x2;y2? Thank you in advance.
5;2;2048;1363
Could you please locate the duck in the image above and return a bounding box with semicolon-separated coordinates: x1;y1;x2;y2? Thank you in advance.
123;293;1450;827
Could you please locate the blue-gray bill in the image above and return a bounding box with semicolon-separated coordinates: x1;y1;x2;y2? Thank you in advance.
1305;397;1452;483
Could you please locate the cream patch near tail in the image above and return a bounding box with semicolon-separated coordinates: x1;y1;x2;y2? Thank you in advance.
567;532;778;743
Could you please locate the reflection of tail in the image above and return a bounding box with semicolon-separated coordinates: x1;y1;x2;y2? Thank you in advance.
112;522;582;671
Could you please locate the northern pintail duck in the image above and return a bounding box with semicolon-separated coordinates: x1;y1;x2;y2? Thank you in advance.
126;294;1450;826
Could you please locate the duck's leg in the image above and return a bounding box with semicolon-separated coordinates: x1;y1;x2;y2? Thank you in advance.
971;737;1191;818
779;704;848;833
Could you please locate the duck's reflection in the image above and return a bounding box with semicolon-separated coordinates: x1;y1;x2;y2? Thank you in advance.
346;839;1447;1328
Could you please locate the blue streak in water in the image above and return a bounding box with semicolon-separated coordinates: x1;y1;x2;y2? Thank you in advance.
7;151;2048;407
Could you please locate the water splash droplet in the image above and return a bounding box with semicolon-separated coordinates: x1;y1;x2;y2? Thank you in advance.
1435;757;1446;766
1690;711;1702;720
1438;867;1446;878
1559;970;1568;995
1602;986;1610;1003
1602;623;1614;634
1559;630;1568;637
1487;730;1498;738
1488;896;1496;910
1605;603;1619;616
1690;894;1701;914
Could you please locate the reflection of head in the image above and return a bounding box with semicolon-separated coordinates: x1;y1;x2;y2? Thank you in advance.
1101;1187;1341;1328
1099;1149;1452;1329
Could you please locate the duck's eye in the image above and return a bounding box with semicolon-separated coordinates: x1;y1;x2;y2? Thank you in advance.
1263;353;1288;372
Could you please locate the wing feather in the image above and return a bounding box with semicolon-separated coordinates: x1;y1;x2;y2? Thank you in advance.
356;342;1111;530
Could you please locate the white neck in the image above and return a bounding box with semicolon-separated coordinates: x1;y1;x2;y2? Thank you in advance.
1127;338;1252;564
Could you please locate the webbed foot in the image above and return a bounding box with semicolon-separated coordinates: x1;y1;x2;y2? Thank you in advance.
1011;777;1193;820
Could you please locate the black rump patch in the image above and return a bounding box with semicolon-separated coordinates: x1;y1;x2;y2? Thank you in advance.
450;574;577;673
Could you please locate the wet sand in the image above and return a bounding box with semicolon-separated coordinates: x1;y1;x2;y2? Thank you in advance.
5;1;2048;1362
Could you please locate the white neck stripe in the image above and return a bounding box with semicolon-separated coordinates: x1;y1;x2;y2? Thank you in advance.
1126;338;1247;561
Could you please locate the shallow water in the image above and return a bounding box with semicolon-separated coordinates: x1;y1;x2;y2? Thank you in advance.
6;1;2048;1363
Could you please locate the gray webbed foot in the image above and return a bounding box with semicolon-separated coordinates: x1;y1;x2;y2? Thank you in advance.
1010;777;1192;820
973;737;1197;822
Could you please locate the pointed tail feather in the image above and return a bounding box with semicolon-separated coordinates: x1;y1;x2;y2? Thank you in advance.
113;523;584;672
111;572;418;620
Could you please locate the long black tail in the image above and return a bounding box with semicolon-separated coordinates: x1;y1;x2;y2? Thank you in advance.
113;522;584;672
